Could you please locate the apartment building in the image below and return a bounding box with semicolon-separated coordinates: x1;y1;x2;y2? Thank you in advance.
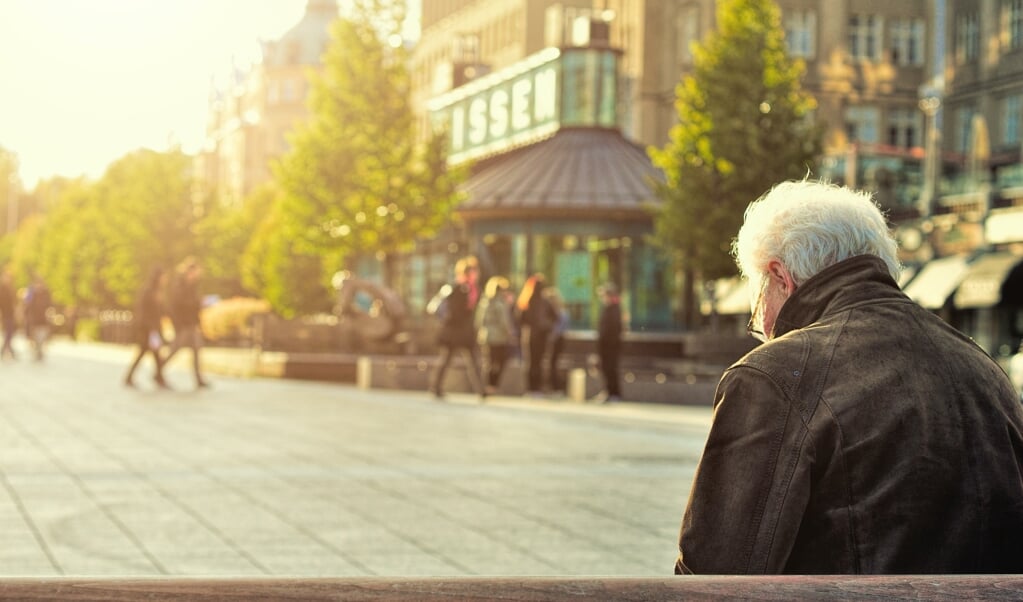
196;0;338;207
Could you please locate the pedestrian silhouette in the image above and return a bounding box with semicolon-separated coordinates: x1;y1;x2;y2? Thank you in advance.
0;269;17;360
124;267;170;390
594;282;622;402
544;286;569;395
23;275;52;362
163;257;210;389
475;275;517;395
428;256;486;400
516;273;558;396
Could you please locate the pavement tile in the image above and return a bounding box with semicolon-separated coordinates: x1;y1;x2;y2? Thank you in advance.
0;339;711;577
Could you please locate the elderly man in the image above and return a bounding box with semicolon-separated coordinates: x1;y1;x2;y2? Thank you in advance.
676;180;1023;574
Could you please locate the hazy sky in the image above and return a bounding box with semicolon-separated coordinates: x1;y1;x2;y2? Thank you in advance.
0;0;336;186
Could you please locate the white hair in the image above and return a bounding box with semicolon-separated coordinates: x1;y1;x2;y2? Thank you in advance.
732;180;901;287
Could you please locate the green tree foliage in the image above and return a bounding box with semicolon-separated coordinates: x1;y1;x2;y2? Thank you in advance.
648;0;821;323
27;149;197;308
0;146;21;240
269;0;461;316
195;182;279;298
241;200;331;318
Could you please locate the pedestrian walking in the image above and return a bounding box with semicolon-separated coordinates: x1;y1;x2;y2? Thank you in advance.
124;267;170;389
23;275;52;362
594;282;622;402
516;273;558;396
163;257;209;389
545;287;569;395
475;275;517;395
676;179;1023;574
428;256;486;400
0;269;17;360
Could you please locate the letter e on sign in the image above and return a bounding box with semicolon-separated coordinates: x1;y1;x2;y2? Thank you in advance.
511;78;532;131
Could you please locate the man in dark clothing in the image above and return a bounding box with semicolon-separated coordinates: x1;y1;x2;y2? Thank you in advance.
595;282;622;402
163;258;209;389
0;270;16;360
676;180;1023;574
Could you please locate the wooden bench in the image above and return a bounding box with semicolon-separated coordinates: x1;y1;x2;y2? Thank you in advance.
1;575;1020;600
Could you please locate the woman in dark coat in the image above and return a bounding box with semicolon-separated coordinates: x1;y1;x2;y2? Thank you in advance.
516;273;558;395
124;267;170;389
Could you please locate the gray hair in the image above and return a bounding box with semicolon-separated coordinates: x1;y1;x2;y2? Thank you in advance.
732;180;901;287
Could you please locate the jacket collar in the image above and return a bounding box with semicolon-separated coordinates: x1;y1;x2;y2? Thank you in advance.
772;255;902;338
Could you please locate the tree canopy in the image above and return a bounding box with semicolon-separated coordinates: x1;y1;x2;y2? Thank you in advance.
260;0;461;316
648;0;821;324
2;149;198;307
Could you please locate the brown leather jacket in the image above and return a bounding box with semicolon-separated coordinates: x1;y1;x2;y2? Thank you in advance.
677;255;1023;574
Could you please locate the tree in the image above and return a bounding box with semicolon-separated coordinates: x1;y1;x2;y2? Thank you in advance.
269;0;461;316
195;182;279;298
648;0;821;328
29;150;198;308
241;199;331;318
0;146;21;238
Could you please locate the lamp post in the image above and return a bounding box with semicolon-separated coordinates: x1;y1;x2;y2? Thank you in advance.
918;79;944;218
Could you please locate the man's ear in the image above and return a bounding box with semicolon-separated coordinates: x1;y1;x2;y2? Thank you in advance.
766;259;798;296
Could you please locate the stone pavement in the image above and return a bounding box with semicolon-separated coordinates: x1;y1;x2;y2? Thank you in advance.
0;338;713;577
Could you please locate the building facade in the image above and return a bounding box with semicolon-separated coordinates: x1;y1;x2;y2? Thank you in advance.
895;0;1023;363
196;0;338;207
404;0;943;336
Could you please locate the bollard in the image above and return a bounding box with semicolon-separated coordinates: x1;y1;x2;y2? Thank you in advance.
356;356;372;390
568;368;587;402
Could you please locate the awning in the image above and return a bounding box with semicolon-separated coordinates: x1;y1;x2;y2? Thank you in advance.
903;255;970;309
459;128;663;218
953;252;1023;309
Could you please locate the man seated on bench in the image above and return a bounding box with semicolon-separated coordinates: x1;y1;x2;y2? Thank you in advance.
676;180;1023;574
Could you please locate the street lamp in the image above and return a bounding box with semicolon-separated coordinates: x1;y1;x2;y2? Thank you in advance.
918;78;944;218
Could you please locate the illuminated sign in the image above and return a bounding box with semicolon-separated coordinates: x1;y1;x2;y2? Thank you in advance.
429;47;619;165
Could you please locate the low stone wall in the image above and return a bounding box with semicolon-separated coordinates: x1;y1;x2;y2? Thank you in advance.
194;348;719;405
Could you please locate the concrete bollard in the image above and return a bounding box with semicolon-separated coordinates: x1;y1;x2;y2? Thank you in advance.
568;368;587;402
356;356;372;390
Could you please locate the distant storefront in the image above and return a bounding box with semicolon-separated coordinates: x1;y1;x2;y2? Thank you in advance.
379;44;676;335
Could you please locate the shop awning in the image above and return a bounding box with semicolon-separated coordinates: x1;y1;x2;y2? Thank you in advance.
903;255;970;309
459;128;663;218
953;252;1023;309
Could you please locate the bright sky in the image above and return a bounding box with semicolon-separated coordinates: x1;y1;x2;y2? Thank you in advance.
0;0;317;187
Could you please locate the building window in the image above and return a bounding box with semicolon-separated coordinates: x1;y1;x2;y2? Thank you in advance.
676;4;700;65
785;10;817;58
1006;95;1022;145
282;79;297;103
957;105;977;154
846;106;880;144
887;108;920;148
956;12;980;63
266;81;280;106
849;14;883;61
890;18;925;65
1005;0;1023;50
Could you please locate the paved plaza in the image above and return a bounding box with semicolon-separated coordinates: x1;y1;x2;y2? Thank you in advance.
0;339;713;577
